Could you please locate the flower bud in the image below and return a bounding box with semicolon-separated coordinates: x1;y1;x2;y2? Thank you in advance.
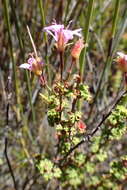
77;120;86;132
57;30;66;52
71;39;84;59
116;52;127;72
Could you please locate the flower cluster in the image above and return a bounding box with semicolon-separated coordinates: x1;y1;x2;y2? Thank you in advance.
20;22;84;86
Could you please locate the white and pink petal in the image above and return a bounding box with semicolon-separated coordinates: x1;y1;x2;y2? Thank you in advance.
19;63;31;70
117;52;125;58
72;29;82;37
43;24;64;33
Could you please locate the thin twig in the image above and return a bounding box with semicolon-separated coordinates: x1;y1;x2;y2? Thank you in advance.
4;138;18;190
27;25;38;58
90;90;127;136
4;75;18;190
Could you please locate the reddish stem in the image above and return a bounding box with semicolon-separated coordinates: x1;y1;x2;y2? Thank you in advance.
59;51;64;120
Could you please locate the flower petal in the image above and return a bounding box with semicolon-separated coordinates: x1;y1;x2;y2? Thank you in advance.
44;24;64;41
63;29;73;42
39;61;44;65
72;28;82;37
117;52;127;61
28;57;36;65
63;28;82;43
19;63;31;70
44;24;64;32
45;29;58;41
117;52;125;58
125;56;127;61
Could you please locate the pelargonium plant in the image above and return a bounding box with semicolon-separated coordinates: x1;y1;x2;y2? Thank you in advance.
19;21;127;190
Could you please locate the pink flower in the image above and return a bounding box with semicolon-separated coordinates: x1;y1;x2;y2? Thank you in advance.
77;120;86;132
20;56;44;76
44;21;82;52
116;52;127;72
71;39;85;59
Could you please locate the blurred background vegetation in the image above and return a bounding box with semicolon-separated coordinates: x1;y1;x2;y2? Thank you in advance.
0;0;127;189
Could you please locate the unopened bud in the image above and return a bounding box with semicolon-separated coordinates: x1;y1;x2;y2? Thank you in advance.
77;120;86;132
116;52;127;72
71;39;85;59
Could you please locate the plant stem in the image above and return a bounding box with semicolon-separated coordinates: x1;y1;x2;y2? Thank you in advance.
65;58;74;81
4;138;18;190
79;0;94;81
27;26;38;58
4;73;17;190
78;0;94;110
38;0;51;86
38;0;47;45
111;0;120;41
88;0;120;121
64;0;71;24
112;8;127;55
38;0;46;28
59;52;64;120
9;0;36;126
25;26;37;124
71;72;80;113
26;72;36;124
3;0;21;121
59;52;64;83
